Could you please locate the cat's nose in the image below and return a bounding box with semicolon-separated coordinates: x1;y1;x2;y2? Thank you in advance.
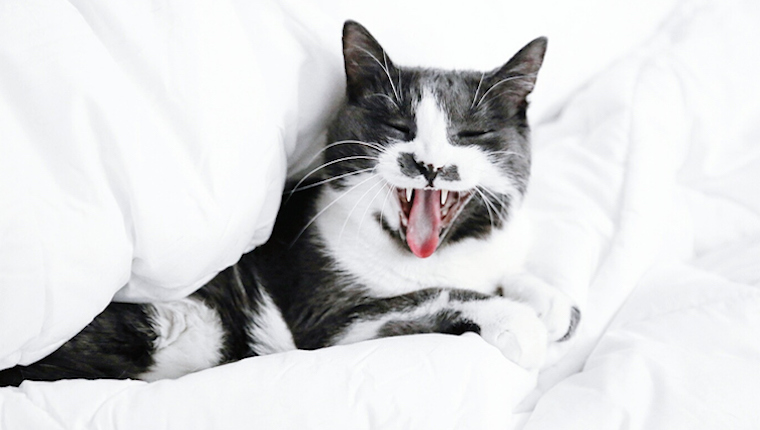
398;152;460;187
398;152;437;186
418;164;439;187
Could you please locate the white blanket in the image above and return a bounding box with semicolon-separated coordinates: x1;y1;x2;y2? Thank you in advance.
2;0;759;428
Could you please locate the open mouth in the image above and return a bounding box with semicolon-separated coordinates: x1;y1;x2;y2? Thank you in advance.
396;188;473;258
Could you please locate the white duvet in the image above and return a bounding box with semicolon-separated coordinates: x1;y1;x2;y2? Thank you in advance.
2;0;759;429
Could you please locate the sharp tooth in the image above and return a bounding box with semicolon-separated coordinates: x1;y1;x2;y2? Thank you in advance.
406;188;413;202
441;189;449;205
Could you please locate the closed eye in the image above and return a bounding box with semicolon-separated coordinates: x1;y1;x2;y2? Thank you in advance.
385;121;412;135
457;129;493;138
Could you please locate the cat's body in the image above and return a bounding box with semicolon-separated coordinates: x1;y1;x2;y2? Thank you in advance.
0;21;579;387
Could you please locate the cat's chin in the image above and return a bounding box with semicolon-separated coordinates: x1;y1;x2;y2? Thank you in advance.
394;187;474;258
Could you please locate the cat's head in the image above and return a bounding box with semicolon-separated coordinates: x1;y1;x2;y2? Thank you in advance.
320;20;546;259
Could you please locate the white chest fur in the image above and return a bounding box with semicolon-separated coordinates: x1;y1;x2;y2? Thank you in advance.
315;184;533;297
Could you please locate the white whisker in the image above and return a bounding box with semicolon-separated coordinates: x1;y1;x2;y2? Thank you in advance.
289;167;375;193
301;140;386;171
357;180;391;237
471;72;485;110
475;187;497;229
378;182;395;233
478;186;511;224
397;68;403;102
287;155;379;201
327;139;386;153
338;175;384;244
289;173;381;249
383;50;401;103
368;93;400;106
355;46;400;105
476;73;537;108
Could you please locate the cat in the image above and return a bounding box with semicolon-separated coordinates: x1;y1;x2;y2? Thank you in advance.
0;20;579;386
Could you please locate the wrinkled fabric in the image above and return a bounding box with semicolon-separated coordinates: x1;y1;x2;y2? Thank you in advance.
2;0;759;428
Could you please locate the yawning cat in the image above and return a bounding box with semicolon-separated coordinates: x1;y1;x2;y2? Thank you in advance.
0;21;579;386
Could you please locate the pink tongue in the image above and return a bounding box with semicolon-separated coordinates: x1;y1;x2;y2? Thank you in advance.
406;189;442;258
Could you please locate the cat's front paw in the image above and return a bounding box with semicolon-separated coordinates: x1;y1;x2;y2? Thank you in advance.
458;298;547;370
537;291;581;342
498;274;581;343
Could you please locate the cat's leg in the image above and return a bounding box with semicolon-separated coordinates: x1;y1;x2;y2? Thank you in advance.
329;289;548;369
0;263;274;386
0;292;233;385
0;302;158;386
497;273;581;343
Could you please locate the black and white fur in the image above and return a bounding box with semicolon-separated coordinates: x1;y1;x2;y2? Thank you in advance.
0;21;579;387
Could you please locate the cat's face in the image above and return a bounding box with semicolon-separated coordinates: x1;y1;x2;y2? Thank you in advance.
321;21;546;259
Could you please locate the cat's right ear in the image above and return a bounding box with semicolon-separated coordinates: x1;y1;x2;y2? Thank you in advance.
486;37;548;103
342;20;397;100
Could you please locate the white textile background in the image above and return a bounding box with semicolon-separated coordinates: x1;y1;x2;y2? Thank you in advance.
2;0;759;429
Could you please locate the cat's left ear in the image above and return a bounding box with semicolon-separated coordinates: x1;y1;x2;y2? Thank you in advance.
488;37;548;101
342;20;398;100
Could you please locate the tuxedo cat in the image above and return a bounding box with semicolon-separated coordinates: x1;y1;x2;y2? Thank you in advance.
0;21;579;386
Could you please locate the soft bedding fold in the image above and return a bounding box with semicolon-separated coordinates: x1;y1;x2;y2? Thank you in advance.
3;0;760;429
0;334;534;430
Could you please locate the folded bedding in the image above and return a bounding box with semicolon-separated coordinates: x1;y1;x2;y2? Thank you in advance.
2;0;760;428
1;334;537;430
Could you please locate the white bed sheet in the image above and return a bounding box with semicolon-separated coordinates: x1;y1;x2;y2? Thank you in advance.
518;0;760;427
1;334;536;430
2;0;760;428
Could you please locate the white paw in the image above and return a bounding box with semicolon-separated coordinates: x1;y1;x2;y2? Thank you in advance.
534;289;580;342
498;274;581;343
457;298;547;370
